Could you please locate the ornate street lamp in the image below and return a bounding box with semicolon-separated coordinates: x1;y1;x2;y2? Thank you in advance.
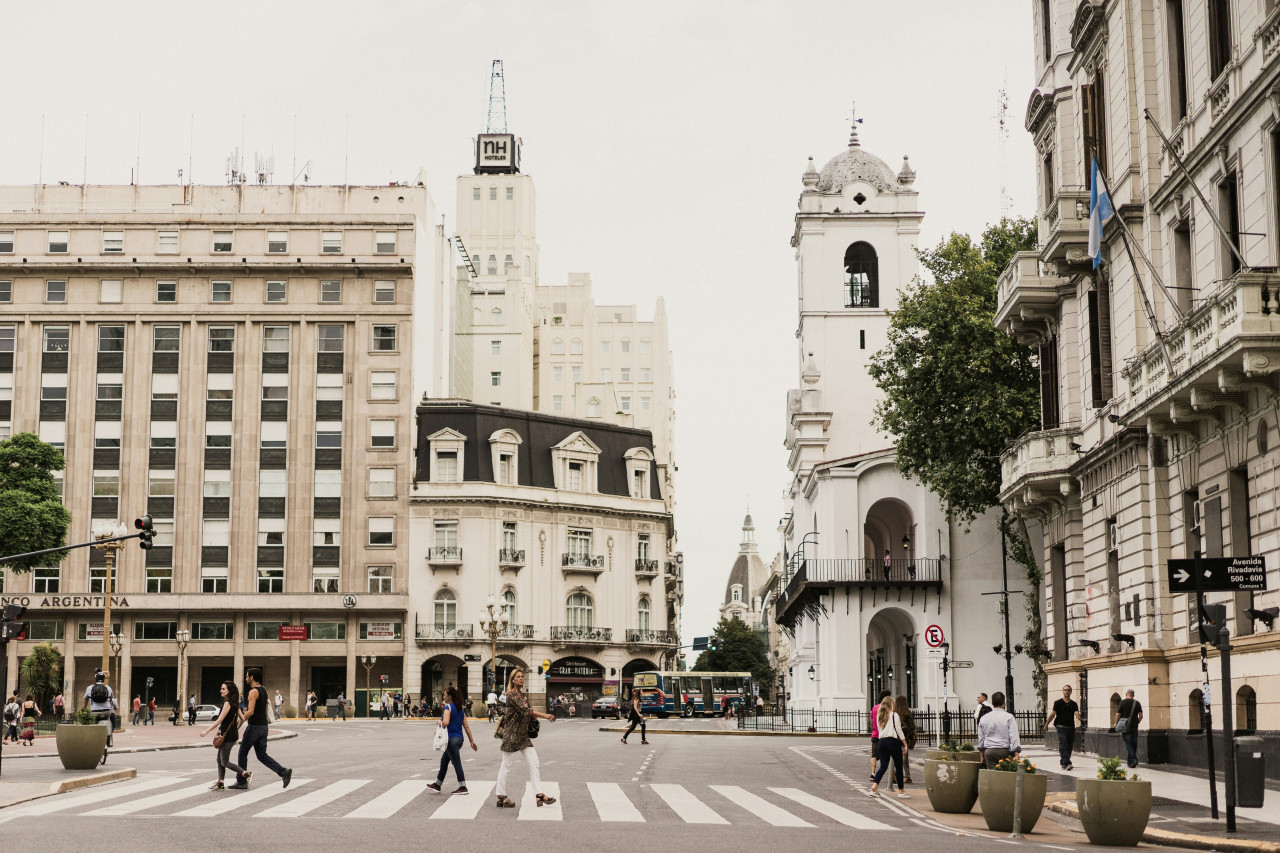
362;655;377;716
108;632;124;699
92;521;128;679
479;595;510;694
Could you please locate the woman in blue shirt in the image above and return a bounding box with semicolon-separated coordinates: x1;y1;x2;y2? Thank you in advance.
428;685;477;795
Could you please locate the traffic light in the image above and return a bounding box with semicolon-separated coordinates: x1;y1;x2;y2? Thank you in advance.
1;603;27;642
708;637;719;652
135;514;155;550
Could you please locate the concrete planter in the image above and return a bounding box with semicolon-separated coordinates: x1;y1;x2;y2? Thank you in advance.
55;722;108;770
977;768;1047;833
925;749;981;762
924;758;980;813
1076;778;1152;847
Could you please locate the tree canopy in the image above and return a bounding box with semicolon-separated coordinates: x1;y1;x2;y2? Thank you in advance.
866;218;1041;526
0;432;72;572
691;616;775;693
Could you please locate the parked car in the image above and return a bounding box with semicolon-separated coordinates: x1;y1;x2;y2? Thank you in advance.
591;696;622;719
193;704;220;722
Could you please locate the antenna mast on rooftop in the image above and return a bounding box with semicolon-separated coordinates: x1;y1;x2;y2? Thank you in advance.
997;80;1010;220
486;60;508;133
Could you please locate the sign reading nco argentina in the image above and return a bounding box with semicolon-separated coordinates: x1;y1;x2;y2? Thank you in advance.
0;595;131;608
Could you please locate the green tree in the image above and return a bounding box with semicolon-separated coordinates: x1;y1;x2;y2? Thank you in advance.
20;642;64;711
0;432;71;572
690;617;775;693
867;218;1051;707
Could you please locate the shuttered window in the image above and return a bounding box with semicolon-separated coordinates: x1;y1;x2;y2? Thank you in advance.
1087;285;1114;408
1039;338;1060;429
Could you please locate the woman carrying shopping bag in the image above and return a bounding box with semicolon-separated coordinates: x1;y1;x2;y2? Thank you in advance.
427;685;476;795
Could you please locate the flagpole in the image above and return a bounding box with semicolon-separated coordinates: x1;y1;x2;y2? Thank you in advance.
1091;151;1178;379
1143;109;1248;270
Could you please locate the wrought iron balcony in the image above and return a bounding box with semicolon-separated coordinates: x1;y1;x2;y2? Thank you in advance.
415;624;474;642
994;250;1068;344
497;624;535;641
775;558;944;628
625;628;676;645
635;558;660;577
550;625;612;643
427;546;462;564
561;553;604;575
499;548;525;566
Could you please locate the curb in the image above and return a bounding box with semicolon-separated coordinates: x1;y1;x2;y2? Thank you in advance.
53;767;137;794
596;725;863;738
1047;800;1280;853
3;729;297;760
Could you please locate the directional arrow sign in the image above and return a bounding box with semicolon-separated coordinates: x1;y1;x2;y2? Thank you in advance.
942;660;974;668
1167;557;1268;593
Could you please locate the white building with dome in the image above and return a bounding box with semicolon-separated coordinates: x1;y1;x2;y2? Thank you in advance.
719;512;769;624
773;120;1035;716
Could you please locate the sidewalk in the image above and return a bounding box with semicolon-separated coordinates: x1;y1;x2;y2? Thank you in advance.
0;720;296;761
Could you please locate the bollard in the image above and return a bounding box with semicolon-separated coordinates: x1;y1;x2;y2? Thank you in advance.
1009;762;1025;839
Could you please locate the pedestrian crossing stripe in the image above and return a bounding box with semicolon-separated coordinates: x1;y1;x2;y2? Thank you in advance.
3;778;898;829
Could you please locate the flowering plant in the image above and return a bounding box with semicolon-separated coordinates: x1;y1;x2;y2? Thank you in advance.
991;755;1037;774
1096;756;1140;781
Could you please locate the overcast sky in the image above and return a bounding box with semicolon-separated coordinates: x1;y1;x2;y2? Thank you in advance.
6;1;1036;646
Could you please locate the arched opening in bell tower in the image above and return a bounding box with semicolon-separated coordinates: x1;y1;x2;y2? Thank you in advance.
843;241;879;308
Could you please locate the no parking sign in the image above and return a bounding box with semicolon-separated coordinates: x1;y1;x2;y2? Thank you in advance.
924;625;945;648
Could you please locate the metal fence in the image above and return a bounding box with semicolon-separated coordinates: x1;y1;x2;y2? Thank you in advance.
737;705;1046;740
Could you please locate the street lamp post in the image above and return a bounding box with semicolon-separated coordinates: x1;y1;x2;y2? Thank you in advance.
92;521;128;679
108;632;124;701
175;629;190;718
362;655;377;717
478;595;510;697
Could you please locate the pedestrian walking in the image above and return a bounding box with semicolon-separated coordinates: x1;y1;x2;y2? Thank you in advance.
20;694;40;745
3;696;19;743
1044;684;1081;770
335;691;347;721
621;688;648;745
976;691;1021;768
974;692;992;727
171;698;182;725
427;685;477;795
394;693;403;717
274;690;283;721
200;680;247;790
305;691;316;721
493;670;557;809
147;697;156;725
230;667;293;790
1113;689;1144;769
895;695;917;784
131;695;142;726
380;692;391;721
883;548;892;581
187;694;197;726
868;689;891;780
869;696;909;799
53;691;64;721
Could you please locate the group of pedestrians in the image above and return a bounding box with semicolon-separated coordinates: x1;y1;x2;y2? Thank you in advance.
868;692;916;798
3;691;41;746
129;695;158;725
1039;683;1144;770
198;667;294;792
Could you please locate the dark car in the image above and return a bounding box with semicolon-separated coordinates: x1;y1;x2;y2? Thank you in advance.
591;696;622;719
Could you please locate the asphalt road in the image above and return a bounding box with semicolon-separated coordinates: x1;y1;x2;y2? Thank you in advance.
0;718;1077;851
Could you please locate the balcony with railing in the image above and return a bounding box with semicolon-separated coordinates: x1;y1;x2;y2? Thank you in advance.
635;558;660;578
998;424;1082;510
427;546;463;567
498;548;526;569
994;250;1069;342
1120;269;1280;421
1039;186;1091;266
415;623;474;644
625;628;676;645
496;624;535;642
775;557;943;627
561;553;605;576
550;625;612;643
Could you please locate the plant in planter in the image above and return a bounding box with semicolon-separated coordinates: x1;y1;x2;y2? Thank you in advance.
56;706;110;770
927;740;979;761
924;750;981;814
1076;756;1151;847
978;755;1047;833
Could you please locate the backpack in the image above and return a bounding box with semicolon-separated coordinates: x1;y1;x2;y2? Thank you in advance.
91;683;110;703
3;703;16;723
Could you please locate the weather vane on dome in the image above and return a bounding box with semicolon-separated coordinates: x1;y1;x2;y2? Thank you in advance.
849;101;864;148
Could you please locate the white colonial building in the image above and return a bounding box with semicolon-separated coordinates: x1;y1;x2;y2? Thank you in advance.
777;123;1034;715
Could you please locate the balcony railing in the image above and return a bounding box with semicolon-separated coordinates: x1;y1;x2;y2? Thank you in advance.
998;424;1082;507
497;624;535;641
1039;187;1090;265
562;553;604;572
625;628;676;645
635;558;660;576
776;558;944;626
415;624;474;642
427;546;462;564
499;548;525;566
994;250;1068;337
550;625;612;643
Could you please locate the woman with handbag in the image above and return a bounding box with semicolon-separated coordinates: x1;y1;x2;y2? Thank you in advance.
428;685;477;795
870;696;910;799
493;669;556;809
894;695;917;784
200;680;247;790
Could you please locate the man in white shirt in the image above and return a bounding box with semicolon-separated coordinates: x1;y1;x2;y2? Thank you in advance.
974;692;992;726
274;690;283;720
976;691;1021;768
487;690;498;721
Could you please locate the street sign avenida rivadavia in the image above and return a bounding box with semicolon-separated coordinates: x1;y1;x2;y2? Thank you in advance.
1167;556;1268;593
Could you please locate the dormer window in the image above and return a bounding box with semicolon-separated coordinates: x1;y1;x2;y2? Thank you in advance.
489;428;522;486
427;427;467;483
587;398;600;417
436;452;458;481
624;447;654;499
567;461;583;491
732;587;741;602
551;431;601;493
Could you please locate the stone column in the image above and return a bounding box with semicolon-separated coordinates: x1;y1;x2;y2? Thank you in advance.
232;612;245;687
345;611;357;709
289;610;301;716
64;614;78;715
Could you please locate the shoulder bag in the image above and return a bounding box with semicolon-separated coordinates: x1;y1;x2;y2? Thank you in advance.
432;723;448;751
1116;699;1138;734
528;717;540;739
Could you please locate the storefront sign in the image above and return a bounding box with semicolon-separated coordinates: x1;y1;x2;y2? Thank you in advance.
548;657;604;679
84;622;106;641
364;621;396;640
278;625;309;641
0;595;130;609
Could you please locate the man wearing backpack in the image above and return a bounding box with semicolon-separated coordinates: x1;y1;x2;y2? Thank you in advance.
3;696;20;743
83;670;117;747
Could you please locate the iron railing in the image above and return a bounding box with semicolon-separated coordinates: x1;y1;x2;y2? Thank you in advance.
414;624;474;641
737;705;1046;739
777;558;943;618
635;558;659;575
497;624;535;640
562;553;604;569
625;628;676;644
550;625;612;642
498;548;525;564
427;546;462;562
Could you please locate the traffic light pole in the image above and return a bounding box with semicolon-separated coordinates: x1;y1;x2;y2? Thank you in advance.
0;531;144;564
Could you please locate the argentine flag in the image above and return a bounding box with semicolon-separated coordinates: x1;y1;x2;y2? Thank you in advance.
1087;157;1114;269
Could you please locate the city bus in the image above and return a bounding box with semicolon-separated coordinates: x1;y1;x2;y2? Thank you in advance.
632;671;753;718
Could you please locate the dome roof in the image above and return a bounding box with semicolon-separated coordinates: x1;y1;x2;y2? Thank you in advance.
816;143;897;194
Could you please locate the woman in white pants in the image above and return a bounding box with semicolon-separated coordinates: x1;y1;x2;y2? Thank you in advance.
494;669;557;808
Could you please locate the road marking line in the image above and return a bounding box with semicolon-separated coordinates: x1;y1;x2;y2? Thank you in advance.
588;782;644;822
430;781;493;819
84;781;213;816
769;788;896;830
518;781;561;820
344;780;428;818
710;786;812;827
174;779;311;816
8;776;189;816
650;784;728;824
255;779;369;818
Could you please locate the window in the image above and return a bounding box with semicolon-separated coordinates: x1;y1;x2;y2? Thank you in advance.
150;421;177;449
92;471;119;497
146;567;172;594
375;232;396;253
315;374;342;405
48;231;68;253
321;280;342;303
504;254;513;273
567;461;584;490
102;231;123;254
641;340;651;355
1169;0;1189;121
434;520;458;550
372;325;397;351
843;242;879;307
202;519;231;548
210;281;231;303
568;528;591;559
149;326;179;353
25;621;64;641
260;421;287;449
0;231;12;253
368;516;394;546
157;230;178;254
247;620;285;640
312;565;339;594
368;565;393;594
134;621;177;640
600;368;611;382
369;467;395;498
491;340;502;356
1220;170;1242;275
265;280;287;303
620;396;630;411
316;422;344;448
434;589;457;629
46;280;66;303
435;451;458;482
205;429;232;450
33;567;59;593
620;367;630;382
552;339;564;354
0;281;9;302
0;327;14;352
148;470;176;497
258;568;284;594
204;470;231;497
94;421;121;448
201;566;229;594
572;366;582;384
374;280;395;303
314;470;342;500
1208;0;1233;81
317;324;344;353
208;326;235;352
491;372;501;387
258;469;287;498
505;187;514;200
98;325;124;352
212;231;232;253
503;522;518;552
553;366;563;383
92;558;118;592
640;368;651;382
473;186;481;201
638;595;651;631
621;338;630;353
370;419;396;448
638;534;650;561
156;280;177;302
733;588;741;602
192;621;233;640
567;592;594;629
586;400;600;418
571;339;583;355
100;280;122;303
265;231;288;253
322;231;342;254
41;382;67;401
498;453;513;484
1080;76;1108;183
371;370;396;399
552;395;563;411
490;308;503;325
1087;281;1114;408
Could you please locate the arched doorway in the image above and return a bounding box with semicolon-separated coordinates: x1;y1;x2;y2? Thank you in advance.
622;658;658;702
866;608;918;710
863;498;915;581
483;654;528;696
546;656;605;713
421;654;465;708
